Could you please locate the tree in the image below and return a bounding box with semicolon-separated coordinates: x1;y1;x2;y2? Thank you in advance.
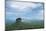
15;18;23;29
16;18;21;24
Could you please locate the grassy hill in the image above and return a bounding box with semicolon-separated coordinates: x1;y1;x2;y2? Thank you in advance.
5;20;44;31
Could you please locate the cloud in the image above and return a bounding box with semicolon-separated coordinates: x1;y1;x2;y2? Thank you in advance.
10;2;42;10
6;1;44;20
32;9;43;20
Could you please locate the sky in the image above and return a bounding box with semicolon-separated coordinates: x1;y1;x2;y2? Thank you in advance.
6;0;44;21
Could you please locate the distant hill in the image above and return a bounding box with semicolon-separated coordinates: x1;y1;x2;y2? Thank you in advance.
5;19;44;25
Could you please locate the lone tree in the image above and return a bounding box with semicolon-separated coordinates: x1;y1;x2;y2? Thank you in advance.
15;18;23;29
16;18;21;24
16;18;22;23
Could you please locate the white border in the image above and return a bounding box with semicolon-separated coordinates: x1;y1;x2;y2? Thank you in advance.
0;0;5;31
0;0;46;31
44;0;46;30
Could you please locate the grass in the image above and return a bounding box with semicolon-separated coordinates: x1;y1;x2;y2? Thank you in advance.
5;20;44;31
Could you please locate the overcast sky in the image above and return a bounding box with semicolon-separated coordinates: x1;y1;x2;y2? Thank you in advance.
6;0;44;20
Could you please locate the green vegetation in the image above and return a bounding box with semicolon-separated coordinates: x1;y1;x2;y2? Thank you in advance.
5;20;44;31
